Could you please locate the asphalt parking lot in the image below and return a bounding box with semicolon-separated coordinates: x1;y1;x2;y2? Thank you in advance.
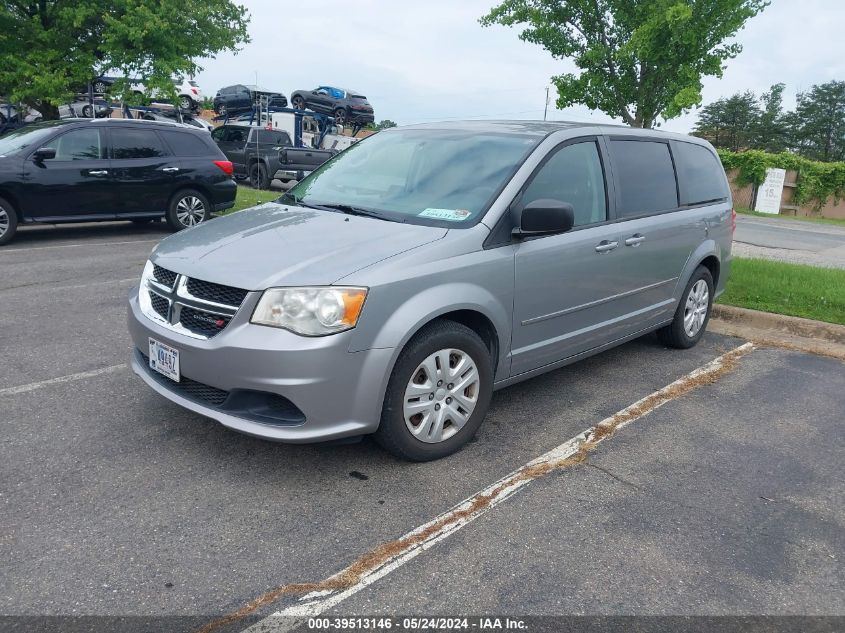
2;220;843;633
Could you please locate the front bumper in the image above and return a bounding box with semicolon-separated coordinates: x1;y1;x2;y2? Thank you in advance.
127;288;394;442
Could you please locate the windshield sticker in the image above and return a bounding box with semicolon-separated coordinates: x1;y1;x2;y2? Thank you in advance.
419;208;472;221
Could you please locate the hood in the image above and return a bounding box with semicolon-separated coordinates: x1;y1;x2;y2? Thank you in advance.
151;202;448;290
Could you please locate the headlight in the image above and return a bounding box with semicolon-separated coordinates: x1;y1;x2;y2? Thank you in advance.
251;287;368;336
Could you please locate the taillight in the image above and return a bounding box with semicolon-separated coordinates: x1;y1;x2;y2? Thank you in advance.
731;208;737;233
191;87;199;95
213;160;233;176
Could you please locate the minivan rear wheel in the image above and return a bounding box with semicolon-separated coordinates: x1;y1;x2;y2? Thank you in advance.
0;197;19;246
657;266;714;349
166;189;211;231
375;320;493;461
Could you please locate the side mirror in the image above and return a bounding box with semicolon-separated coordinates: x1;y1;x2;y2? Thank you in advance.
33;147;56;161
514;199;575;236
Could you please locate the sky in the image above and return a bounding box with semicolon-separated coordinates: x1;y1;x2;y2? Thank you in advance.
194;0;845;133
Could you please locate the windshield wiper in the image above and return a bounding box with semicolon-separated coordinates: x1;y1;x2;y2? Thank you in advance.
310;202;400;222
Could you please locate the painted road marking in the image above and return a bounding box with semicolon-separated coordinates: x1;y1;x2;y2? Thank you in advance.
195;343;755;633
0;364;128;397
0;239;158;253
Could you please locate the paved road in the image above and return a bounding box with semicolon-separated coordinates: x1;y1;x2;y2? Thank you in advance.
1;220;843;633
733;215;845;268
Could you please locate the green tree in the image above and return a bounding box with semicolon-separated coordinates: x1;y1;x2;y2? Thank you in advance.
375;120;397;130
480;0;768;128
693;91;760;151
756;82;787;153
0;0;250;119
791;81;845;162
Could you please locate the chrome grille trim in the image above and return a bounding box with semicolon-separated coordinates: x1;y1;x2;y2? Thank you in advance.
139;266;249;340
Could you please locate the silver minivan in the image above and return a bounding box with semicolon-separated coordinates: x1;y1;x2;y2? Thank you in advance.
128;121;733;461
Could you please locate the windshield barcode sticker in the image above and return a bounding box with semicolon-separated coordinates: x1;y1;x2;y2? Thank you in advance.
418;208;471;221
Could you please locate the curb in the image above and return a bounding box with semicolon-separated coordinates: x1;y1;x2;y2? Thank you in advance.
712;304;845;344
711;304;845;361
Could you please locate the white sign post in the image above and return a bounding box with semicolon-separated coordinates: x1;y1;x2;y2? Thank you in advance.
753;167;786;215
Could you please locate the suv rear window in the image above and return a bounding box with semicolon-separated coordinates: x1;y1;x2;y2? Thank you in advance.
162;130;213;157
610;140;678;217
674;141;728;205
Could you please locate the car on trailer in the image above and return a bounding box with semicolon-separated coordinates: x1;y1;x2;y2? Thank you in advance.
289;86;374;126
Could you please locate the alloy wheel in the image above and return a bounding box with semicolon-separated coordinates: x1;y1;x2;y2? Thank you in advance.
0;207;9;239
683;279;709;337
175;196;206;227
403;348;480;444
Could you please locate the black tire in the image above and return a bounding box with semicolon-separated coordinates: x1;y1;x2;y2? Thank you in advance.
375;320;494;461
292;96;305;110
215;103;227;116
93;81;108;94
179;96;194;111
81;104;93;118
333;107;347;125
0;197;18;246
165;189;211;231
249;162;270;190
657;266;714;349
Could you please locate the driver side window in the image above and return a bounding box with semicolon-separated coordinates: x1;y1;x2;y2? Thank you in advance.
521;141;607;227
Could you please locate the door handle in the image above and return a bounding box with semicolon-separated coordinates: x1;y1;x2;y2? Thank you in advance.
88;170;108;176
161;167;180;173
625;234;646;247
595;240;618;253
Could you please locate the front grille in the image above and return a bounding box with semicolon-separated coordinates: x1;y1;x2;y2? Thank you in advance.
179;306;231;337
142;267;250;340
186;278;249;306
140;352;229;406
150;292;169;319
153;265;177;289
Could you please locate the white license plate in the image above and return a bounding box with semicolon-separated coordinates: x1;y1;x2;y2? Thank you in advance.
148;337;180;382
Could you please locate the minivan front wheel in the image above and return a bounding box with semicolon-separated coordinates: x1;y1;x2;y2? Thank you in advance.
166;190;211;231
0;197;19;246
657;266;714;349
376;321;493;461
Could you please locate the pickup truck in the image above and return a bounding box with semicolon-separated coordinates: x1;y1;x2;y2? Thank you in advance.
212;123;334;189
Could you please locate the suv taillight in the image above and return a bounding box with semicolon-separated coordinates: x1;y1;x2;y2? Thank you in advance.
214;160;233;176
731;208;737;233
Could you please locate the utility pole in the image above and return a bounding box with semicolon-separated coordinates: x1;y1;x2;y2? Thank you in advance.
543;86;549;121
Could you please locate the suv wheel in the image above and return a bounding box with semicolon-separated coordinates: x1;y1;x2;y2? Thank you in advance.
375;320;494;461
215;103;227;116
166;189;211;231
657;266;714;349
93;80;108;94
292;96;305;110
249;162;270;189
0;197;19;246
333;107;347;125
179;96;193;111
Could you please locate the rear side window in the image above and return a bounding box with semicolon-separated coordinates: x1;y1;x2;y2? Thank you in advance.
610;140;678;217
256;129;291;145
110;128;169;159
674;141;728;205
162;131;213;157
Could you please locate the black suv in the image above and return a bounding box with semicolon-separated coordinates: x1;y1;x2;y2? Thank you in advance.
289;86;374;125
212;85;287;117
0;119;236;245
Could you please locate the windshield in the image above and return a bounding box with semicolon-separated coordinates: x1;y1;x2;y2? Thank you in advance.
287;128;540;226
0;122;66;157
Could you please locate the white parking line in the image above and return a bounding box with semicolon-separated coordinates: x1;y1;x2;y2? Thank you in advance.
0;364;128;397
198;342;754;633
0;239;158;253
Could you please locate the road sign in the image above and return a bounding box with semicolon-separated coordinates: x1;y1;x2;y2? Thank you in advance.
754;167;786;214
